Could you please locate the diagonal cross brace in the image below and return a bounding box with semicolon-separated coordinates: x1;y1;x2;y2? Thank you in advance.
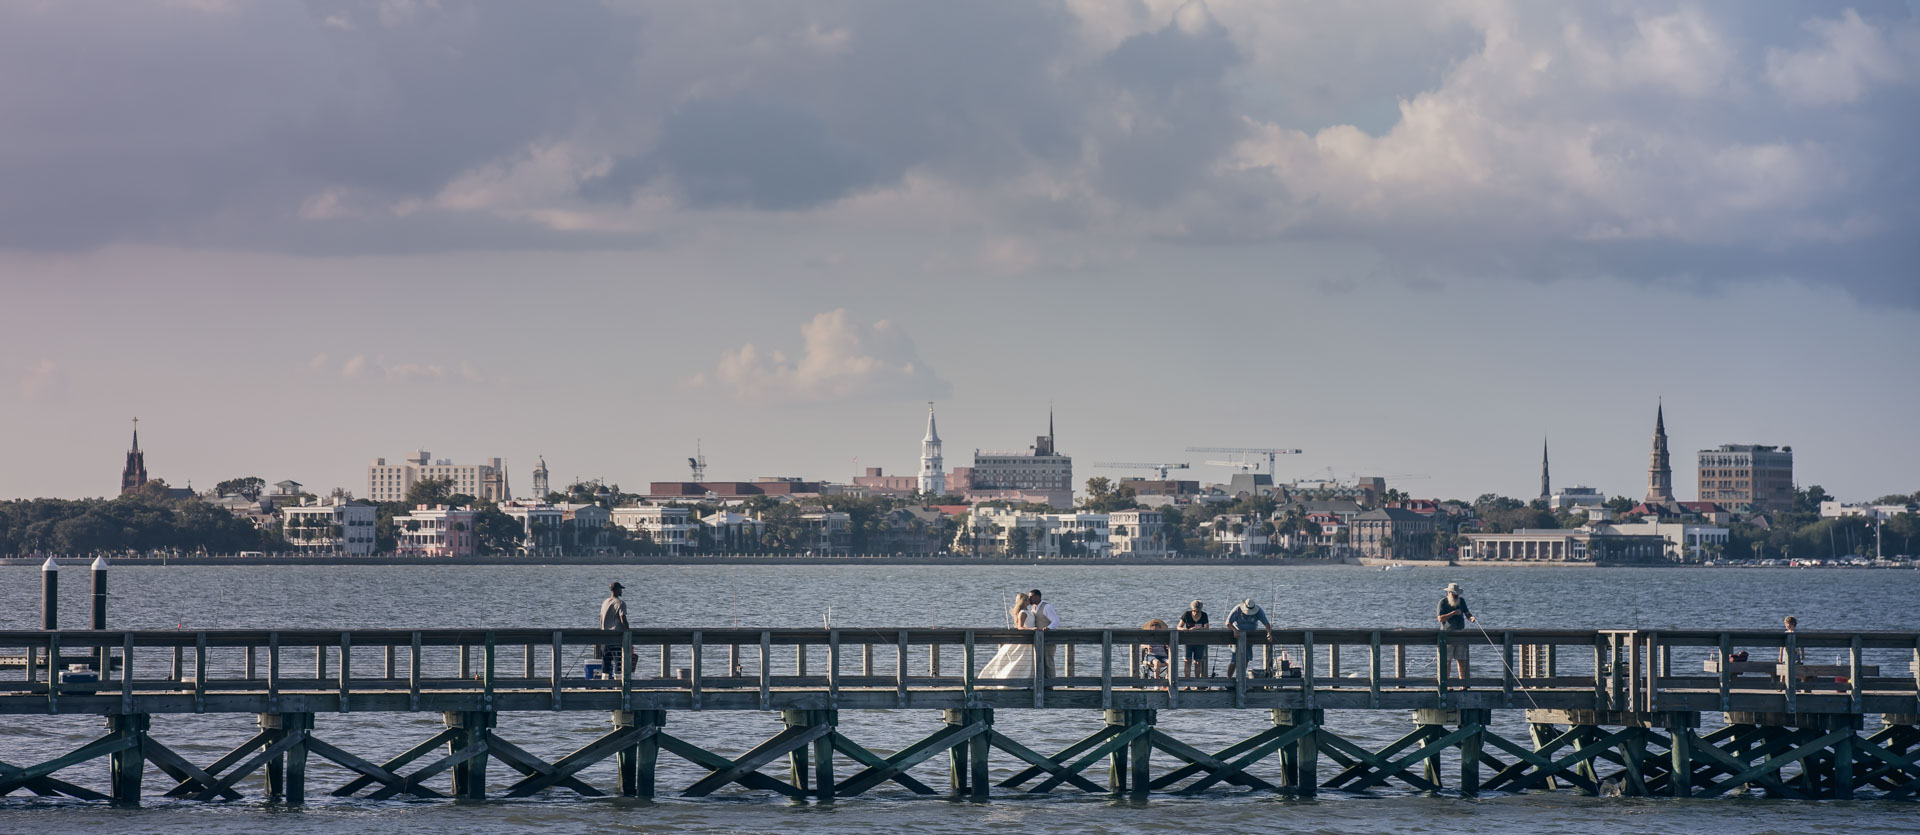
0;757;112;801
482;732;602;797
1147;728;1279;792
1180;723;1315;795
1478;727;1599;795
986;732;1107;793
656;731;808;798
1315;730;1440;793
1344;725;1479;793
834;723;981;797
999;725;1122;787
0;732;137;796
141;737;243;801
498;726;650;798
682;724;827;797
303;735;444;800
369;740;488;801
335;728;461;797
1031;723;1150;793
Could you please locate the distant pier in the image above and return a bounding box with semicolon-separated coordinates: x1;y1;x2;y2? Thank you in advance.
2;626;1916;803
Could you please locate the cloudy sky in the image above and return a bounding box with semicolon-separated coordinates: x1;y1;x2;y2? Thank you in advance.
3;0;1917;504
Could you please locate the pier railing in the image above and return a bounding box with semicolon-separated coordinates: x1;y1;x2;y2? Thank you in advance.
5;627;1917;717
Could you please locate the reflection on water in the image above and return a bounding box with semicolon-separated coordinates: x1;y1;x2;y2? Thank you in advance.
2;564;1915;833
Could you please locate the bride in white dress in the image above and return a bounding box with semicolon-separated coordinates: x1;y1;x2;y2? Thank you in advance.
980;593;1038;680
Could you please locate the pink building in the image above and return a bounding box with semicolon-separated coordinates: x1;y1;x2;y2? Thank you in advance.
394;505;478;557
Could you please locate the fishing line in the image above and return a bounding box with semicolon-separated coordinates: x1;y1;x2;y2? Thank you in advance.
1474;618;1540;709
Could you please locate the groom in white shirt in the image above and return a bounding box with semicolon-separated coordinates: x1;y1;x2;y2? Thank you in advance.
1028;588;1060;629
1029;589;1060;679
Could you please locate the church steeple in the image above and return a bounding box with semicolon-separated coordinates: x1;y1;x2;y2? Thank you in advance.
1540;437;1551;500
917;403;945;495
1646;401;1675;503
532;455;551;499
120;417;148;495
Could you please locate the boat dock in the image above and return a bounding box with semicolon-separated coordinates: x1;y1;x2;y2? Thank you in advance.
1;626;1916;803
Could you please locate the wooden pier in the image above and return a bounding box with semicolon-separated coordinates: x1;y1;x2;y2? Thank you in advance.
1;627;1916;803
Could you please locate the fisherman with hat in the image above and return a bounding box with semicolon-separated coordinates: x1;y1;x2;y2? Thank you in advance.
599;581;629;679
1225;598;1273;678
1436;582;1475;683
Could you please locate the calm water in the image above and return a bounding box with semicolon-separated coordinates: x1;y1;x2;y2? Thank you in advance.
2;563;1916;833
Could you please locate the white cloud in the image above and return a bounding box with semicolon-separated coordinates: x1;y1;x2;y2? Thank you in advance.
321;353;487;385
340;354;368;380
693;309;950;403
1766;10;1917;106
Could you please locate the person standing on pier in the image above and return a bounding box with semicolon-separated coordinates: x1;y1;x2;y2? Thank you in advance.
1437;582;1475;683
600;582;629;678
1225;599;1272;678
1179;600;1210;678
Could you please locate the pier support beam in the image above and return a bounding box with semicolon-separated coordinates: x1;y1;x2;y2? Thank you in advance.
1103;709;1154;795
260;713;313;803
944;708;992;799
107;714;147;805
444;711;494;800
614;710;665;798
781;709;837;801
1273;709;1321;796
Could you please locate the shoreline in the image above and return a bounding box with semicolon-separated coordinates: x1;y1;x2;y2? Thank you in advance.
0;554;1358;568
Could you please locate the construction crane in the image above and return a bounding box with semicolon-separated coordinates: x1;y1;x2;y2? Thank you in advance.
1091;462;1191;480
1186;447;1303;474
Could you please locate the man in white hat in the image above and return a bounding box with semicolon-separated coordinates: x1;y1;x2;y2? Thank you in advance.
1225;599;1273;678
1436;582;1474;683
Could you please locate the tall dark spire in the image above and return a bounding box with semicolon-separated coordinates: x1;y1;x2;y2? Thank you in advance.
121;417;148;495
1646;401;1675;503
1540;437;1551;500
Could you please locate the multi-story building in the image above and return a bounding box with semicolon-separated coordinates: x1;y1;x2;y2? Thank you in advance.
1604;519;1730;561
700;511;765;552
554;502;611;553
798;511;853;554
1697;444;1795;512
1109;509;1167;557
501;501;564;555
1461;528;1667;564
281;500;377;555
611;505;700;554
1820;501;1916;521
954;506;1115;557
368;451;509;504
966;413;1072;508
393;505;478;558
1208;513;1270;555
1548;486;1607;512
1349;507;1438;561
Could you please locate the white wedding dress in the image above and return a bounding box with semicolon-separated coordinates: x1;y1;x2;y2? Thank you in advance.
980;605;1054;682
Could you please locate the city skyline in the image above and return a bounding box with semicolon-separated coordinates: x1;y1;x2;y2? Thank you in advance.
2;2;1916;503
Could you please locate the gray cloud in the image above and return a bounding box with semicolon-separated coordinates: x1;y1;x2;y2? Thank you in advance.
0;1;1913;305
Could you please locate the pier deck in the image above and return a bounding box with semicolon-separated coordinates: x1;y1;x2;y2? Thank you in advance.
2;627;1916;803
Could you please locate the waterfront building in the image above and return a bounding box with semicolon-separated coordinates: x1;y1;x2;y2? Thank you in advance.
1603;519;1730;561
1461;528;1667;564
204;495;278;528
393;505;478;558
531;456;550;499
1109;509;1168;557
1207;513;1270;555
1697;444;1794;512
955;506;1110;557
501;501;564;555
967;412;1072;508
1549;486;1607;512
281;500;377;555
1646;404;1676;503
120;419;147;495
1820;501;1916;521
918;403;945;495
1350;507;1437;561
799;511;853;554
611;505;699;554
367;451;509;504
552;502;612;552
700;511;765;552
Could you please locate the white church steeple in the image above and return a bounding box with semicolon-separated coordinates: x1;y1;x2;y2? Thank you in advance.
918;402;945;495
